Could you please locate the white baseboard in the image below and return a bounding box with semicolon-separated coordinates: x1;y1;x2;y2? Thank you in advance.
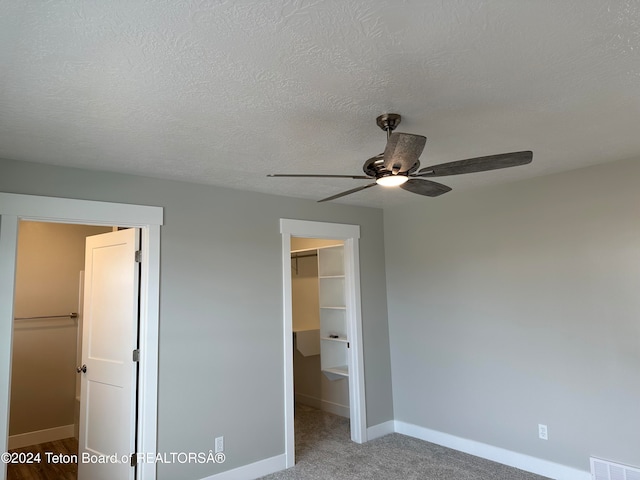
8;424;75;449
394;421;590;480
295;393;349;419
320;399;349;419
200;453;286;480
201;419;590;480
366;420;395;441
295;392;321;409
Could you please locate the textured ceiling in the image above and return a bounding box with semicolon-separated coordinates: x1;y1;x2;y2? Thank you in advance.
1;0;640;207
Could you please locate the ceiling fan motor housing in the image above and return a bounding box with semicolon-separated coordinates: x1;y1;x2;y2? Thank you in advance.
363;154;420;178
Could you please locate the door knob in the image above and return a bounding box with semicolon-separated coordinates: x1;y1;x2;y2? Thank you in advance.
76;364;87;373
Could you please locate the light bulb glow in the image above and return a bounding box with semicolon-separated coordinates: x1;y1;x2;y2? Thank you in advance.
376;175;409;187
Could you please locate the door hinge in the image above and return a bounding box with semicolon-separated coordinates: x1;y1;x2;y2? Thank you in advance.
132;349;140;362
130;453;138;467
135;250;142;263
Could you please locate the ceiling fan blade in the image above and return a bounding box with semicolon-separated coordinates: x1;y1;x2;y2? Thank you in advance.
268;174;372;179
383;132;427;173
318;182;378;203
417;150;532;177
400;178;452;197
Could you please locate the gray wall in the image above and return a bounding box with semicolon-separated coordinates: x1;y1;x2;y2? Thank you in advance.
384;157;640;472
0;158;394;479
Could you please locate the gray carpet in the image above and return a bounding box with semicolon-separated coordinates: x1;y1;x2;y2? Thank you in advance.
259;404;551;480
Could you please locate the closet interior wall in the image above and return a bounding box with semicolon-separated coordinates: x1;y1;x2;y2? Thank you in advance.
10;221;111;448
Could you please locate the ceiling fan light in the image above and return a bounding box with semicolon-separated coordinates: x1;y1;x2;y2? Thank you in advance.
376;175;408;187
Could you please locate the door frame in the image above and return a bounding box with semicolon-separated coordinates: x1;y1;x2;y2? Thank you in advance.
0;192;162;480
280;219;366;468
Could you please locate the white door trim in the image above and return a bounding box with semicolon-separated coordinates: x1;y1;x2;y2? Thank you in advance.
0;192;162;480
280;219;366;468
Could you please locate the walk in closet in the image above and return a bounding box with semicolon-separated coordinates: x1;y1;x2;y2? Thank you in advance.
291;238;349;418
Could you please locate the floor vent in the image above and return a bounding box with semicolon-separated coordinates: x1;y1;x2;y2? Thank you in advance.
591;457;640;480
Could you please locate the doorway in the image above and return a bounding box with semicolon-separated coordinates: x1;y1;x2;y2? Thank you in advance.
280;219;366;468
0;192;162;480
8;221;112;479
292;238;350;414
291;238;351;457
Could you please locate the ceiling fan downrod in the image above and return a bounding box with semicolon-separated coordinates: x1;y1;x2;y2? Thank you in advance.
376;113;401;140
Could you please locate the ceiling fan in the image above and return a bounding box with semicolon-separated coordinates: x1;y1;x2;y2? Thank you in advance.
268;113;533;202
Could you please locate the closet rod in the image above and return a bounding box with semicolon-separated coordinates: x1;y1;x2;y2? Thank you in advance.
14;312;78;321
291;252;318;259
291;251;317;274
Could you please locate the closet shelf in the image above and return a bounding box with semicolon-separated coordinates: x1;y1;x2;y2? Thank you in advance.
321;336;348;343
322;365;348;377
319;245;349;382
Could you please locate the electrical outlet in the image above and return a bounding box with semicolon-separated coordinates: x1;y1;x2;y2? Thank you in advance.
215;436;224;453
538;424;548;440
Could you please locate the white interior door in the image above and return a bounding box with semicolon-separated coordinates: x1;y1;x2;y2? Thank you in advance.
78;228;140;480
